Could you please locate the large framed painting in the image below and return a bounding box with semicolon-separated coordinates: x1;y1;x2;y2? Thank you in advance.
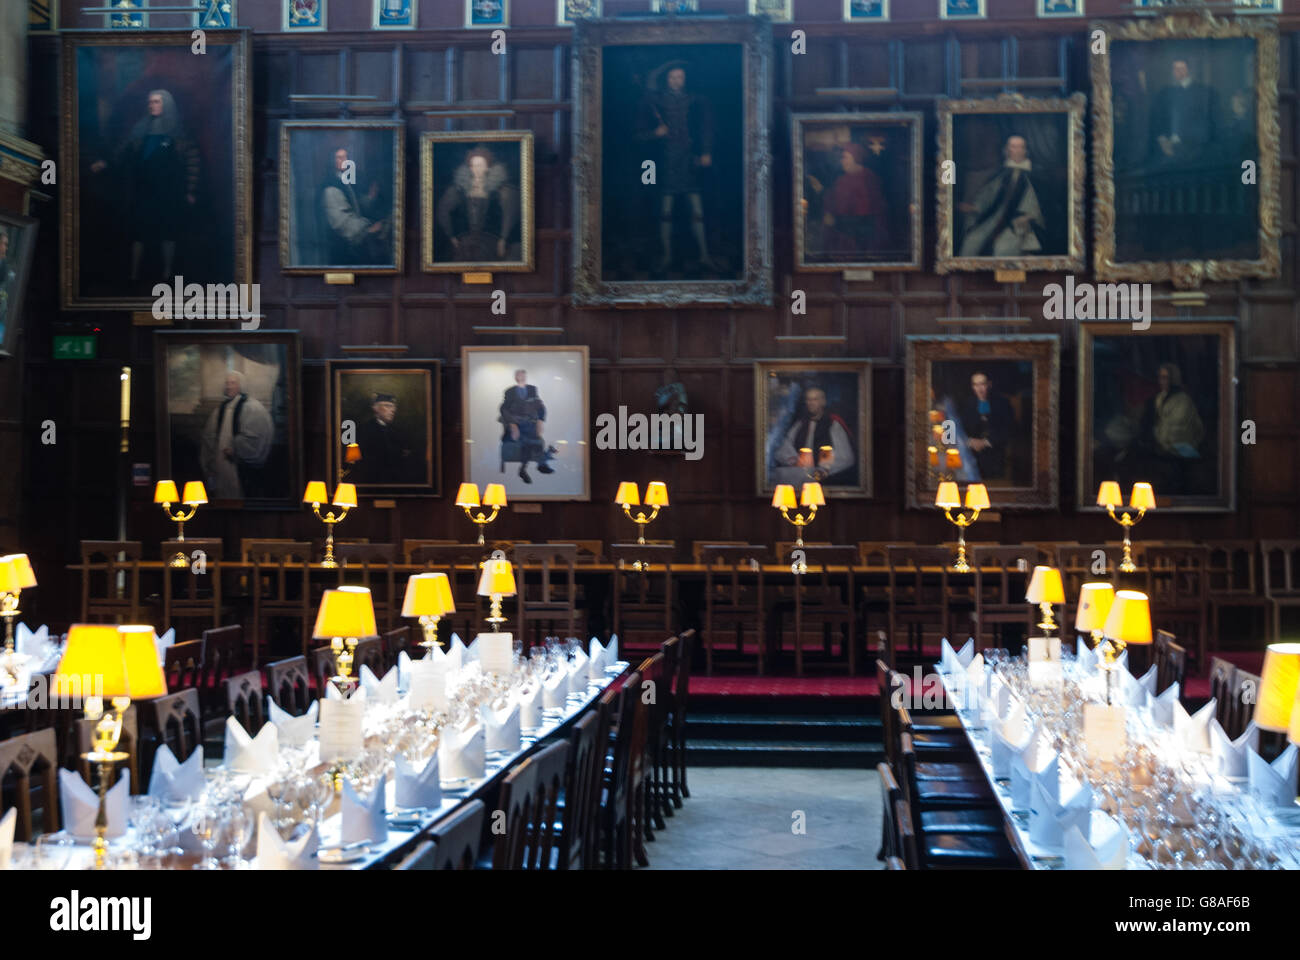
60;31;251;311
0;212;38;359
461;346;590;502
572;16;772;308
755;361;872;499
327;359;441;499
421;130;533;274
792;112;922;273
1078;320;1236;513
905;336;1060;510
1090;17;1280;287
936;93;1085;274
154;331;303;510
280;121;404;275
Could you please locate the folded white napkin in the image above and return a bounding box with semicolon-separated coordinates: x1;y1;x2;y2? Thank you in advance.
224;716;279;775
569;649;591;696
1210;719;1258;780
1149;681;1180;729
445;634;466;672
1248;742;1300;809
59;768;129;841
1174;698;1216;754
1063;813;1129;870
394;753;442;810
1029;776;1093;851
543;669;569;710
959;652;986;714
255;812;318;869
16;623;60;673
407;658;447;712
482;702;521;753
396;650;412;694
325;680;367;701
1120;664;1157;709
268;698;318;748
981;673;1011;728
991;699;1031;779
589;637;608;679
1011;729;1058;811
318;693;365;762
608;634;619;665
147;744;204;802
153;627;176;666
440;724;485;780
939;637;975;675
360;664;399;706
518;683;542;730
1074;636;1095;668
0;808;14;870
341;779;388;845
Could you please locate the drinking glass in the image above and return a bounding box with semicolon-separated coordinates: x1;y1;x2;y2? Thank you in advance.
191;804;221;870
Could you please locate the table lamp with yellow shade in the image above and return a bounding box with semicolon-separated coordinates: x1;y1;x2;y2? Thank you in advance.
935;482;988;572
53;624;167;869
1025;565;1065;638
477;554;517;631
1100;590;1153;702
456;482;507;545
155;480;208;568
772;482;823;549
1097;481;1155;573
0;553;37;657
615;481;669;545
313;586;377;697
403;572;456;653
1074;582;1116;652
303;481;357;569
1254;642;1300;734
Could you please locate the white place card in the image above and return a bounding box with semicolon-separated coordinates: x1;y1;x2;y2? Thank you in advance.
1027;636;1061;663
318;695;365;762
1083;703;1127;762
477;632;514;676
407;658;446;712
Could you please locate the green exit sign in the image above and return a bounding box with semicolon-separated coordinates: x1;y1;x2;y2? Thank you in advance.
53;335;97;359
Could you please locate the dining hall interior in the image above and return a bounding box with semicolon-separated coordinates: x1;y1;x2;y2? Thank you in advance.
1;0;1300;890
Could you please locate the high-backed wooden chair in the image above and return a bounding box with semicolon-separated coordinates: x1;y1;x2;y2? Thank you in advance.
352;636;386;678
776;545;857;675
666;629;694;804
560;701;608;870
512;544;580;647
309;645;336;697
1229;668;1261;740
199;624;245;721
887;546;960;658
381;626;411;672
79;541;144;624
247;541;313;666
598;670;644;869
428;799;485;869
1207;541;1269;651
1153;630;1187;696
74;705;140;795
138;689;202;787
0;728;60;840
489;753;539;870
520;740;568;870
1055;544;1134;603
636;650;669;839
407;543;487;641
1261;541;1300;644
225;670;265;735
1144;545;1209;670
877;761;903;862
609;543;675;653
264;655;311;716
160;538;225;634
333;543;398;633
1208;656;1237;731
970;545;1038;649
162;640;203;692
700;544;768;675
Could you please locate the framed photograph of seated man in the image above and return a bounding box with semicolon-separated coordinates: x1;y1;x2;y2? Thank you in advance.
571;16;772;308
1077;321;1236;513
326;360;440;499
754;361;872;499
904;336;1060;510
154;331;303;511
1090;18;1280;286
279;121;404;275
935;93;1085;275
461;346;590;502
792;113;922;273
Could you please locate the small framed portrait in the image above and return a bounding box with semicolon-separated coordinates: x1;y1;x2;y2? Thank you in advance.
941;0;985;17
461;346;590;502
466;0;507;28
154;331;303;510
327;360;441;499
653;0;699;11
199;0;236;27
792;112;922;272
936;93;1086;274
1038;0;1082;16
0;212;38;359
280;121;404;275
905;336;1060;510
284;0;325;31
558;0;601;22
1078;320;1236;513
373;0;415;28
1090;17;1280;286
844;0;889;19
749;0;792;20
755;361;873;499
421;130;533;274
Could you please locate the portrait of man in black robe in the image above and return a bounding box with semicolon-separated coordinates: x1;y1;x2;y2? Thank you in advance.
353;392;423;485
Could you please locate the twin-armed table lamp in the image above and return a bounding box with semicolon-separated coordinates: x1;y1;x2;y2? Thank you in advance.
154;481;208;568
934;481;989;573
1096;481;1155;573
0;553;36;658
1025;565;1065;638
303;481;357;569
477;554;517;632
313;585;377;698
456;483;507;546
615;481;669;545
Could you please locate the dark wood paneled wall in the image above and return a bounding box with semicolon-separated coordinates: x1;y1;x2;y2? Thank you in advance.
17;0;1300;629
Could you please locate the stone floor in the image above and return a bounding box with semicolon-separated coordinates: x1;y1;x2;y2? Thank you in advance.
641;766;884;870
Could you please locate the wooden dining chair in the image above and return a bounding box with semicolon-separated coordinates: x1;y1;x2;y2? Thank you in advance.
333;543;398;633
160;537;225;635
1055;544;1134;602
653;636;681;818
1228;669;1262;741
560;702;607;870
638;651;669;838
74;705;140;795
263;655;311;716
609;543;676;654
392;839;438;870
970;545;1038;650
524;740;568;870
1145;545;1210;671
352;637;386;678
1261;541;1300;644
200;624;245;721
666;628;694;805
428;799;486;869
1154;630;1187;696
381;626;411;672
877;761;902;862
0;728;60;840
700;544;769;675
247;541;313;666
162;640;203;692
598;670;643;869
1208;656;1237;731
1206;541;1269;651
490;754;540;870
309;645;336;697
895;798;920;871
225;670;266;735
79;540;144;624
512;544;580;648
138;689;202;787
887;546;959;658
782;544;858;676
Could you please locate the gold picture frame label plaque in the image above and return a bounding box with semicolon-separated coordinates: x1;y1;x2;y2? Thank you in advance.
462;272;493;284
325;272;356;285
994;270;1027;284
132;311;172;327
513;502;542;514
374;500;396;509
843;269;875;282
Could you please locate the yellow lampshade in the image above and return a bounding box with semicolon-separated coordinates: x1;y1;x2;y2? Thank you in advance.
1096;480;1122;508
0;559;18;596
332;483;357;509
313;586;378;640
154;481;179;504
772;484;797;510
483;483;508;507
934;481;961;509
1074;582;1115;634
1102;590;1152;647
1025;566;1065;605
181;481;208;505
345;443;362;464
53;624;165;700
477;557;517;598
303;481;328;505
1130;482;1156;511
615;482;640;507
0;554;36;590
117;625;168;699
1288;688;1300;745
800;482;825;508
645;481;669;507
1255;642;1300;733
455;482;480;508
964;483;990;511
402;572;456;618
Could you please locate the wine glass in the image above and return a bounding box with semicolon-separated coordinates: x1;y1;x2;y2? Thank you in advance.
221;804;253;869
191;804;222;870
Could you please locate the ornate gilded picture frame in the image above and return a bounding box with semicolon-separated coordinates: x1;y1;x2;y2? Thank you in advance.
1077;320;1236;513
905;335;1060;510
1089;17;1280;288
935;93;1085;275
571;16;773;308
420;130;533;274
60;30;252;311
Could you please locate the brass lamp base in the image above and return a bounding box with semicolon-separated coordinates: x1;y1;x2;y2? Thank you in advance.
81;749;129;870
419;616;444;652
1036;602;1057;637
